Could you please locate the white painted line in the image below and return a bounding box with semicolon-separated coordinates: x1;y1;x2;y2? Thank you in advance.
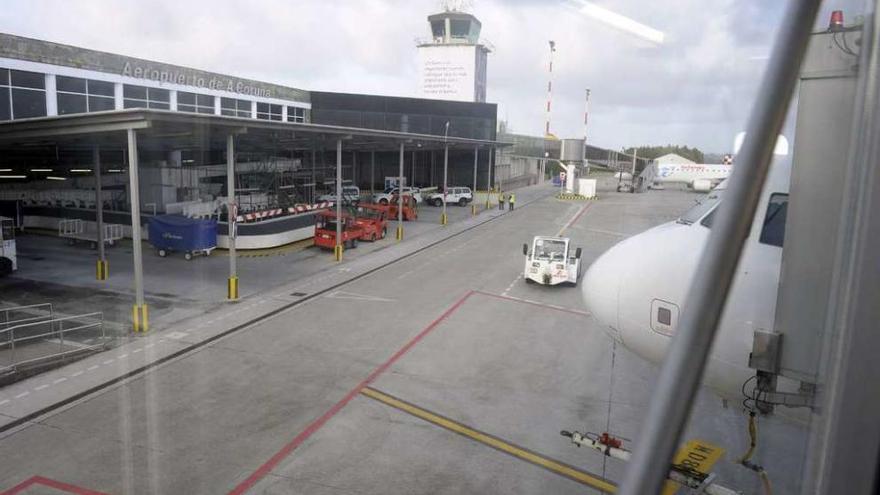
166;332;189;340
102;359;115;365
0;399;8;406
132;348;143;354
71;371;84;377
53;377;67;384
118;353;129;359
87;365;99;371
34;384;49;391
15;392;29;399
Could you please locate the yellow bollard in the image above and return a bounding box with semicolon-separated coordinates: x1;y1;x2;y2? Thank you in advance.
96;259;109;280
440;213;448;226
227;276;239;300
334;244;344;261
471;204;477;216
396;225;404;241
132;304;149;333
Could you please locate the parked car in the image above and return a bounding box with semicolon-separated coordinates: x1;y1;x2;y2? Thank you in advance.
427;187;473;206
317;185;361;205
373;186;423;205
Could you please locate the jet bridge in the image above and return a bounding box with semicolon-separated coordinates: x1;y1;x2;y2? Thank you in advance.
747;23;862;411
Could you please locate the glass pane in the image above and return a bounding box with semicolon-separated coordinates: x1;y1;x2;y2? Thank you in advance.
57;92;87;115
257;102;269;113
256;113;270;120
178;104;197;113
149;101;170;110
271;104;281;114
123;84;147;99
11;88;46;118
88;95;115;112
148;88;169;102
221;108;236;116
177;91;196;105
0;68;8;86
0;87;10;120
10;70;45;89
221;97;236;109
236;110;251;118
270;114;282;121
124;99;146;109
237;99;251;112
196;94;214;106
56;76;86;94
197;106;214;114
88;79;114;97
759;193;788;247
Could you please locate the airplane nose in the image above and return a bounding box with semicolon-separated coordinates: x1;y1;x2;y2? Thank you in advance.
582;248;623;343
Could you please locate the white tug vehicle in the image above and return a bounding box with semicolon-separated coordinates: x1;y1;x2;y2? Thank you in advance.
523;236;582;286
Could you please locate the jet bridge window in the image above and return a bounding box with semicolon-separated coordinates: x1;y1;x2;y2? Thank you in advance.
759;193;788;247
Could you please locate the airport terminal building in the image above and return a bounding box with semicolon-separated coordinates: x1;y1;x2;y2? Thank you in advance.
0;32;499;194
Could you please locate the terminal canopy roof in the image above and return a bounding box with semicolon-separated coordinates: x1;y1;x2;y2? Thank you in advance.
0;109;511;172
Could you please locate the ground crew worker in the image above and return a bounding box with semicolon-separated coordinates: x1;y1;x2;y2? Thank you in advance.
498;191;505;210
509;192;515;211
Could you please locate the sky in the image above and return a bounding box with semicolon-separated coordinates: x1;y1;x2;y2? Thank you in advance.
0;0;830;153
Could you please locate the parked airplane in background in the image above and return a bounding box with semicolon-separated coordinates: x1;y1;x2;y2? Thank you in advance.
653;163;732;192
650;134;789;193
582;156;791;402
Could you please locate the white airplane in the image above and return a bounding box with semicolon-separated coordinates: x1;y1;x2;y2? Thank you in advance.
653;163;732;192
582;156;790;401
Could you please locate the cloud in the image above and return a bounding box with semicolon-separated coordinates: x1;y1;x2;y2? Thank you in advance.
0;0;788;152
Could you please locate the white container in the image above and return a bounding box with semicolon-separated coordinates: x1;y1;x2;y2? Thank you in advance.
578;179;597;198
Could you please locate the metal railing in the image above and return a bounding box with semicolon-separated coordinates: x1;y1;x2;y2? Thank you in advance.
0;312;106;374
0;303;54;331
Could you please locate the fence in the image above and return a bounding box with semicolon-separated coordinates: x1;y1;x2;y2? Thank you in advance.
0;311;106;375
0;303;54;331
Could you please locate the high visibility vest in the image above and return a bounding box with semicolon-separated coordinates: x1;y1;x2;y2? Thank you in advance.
510;194;515;203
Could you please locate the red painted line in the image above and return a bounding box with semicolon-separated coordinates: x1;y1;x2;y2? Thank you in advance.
476;291;590;317
227;290;476;495
559;201;593;235
3;475;110;495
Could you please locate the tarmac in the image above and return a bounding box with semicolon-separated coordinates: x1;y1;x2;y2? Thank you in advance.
0;180;809;494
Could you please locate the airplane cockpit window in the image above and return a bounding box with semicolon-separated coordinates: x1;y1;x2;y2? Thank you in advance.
677;189;723;226
759;193;788;247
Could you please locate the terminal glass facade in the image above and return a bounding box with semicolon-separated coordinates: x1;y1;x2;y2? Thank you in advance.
221;97;252;117
0;68;46;120
123;84;170;109
256;102;282;121
177;91;215;114
56;76;114;114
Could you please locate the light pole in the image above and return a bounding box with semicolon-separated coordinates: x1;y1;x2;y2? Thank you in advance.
441;121;450;226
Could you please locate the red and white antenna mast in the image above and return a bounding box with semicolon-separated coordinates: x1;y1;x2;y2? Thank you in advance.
583;88;591;144
545;40;556;137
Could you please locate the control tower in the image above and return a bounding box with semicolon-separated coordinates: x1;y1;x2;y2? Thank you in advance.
416;1;492;103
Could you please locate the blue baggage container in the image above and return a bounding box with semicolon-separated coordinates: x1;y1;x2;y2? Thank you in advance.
148;215;217;260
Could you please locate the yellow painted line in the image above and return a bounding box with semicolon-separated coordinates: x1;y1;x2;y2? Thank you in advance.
360;387;616;493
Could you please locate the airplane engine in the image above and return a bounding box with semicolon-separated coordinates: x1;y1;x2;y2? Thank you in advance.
691;179;713;192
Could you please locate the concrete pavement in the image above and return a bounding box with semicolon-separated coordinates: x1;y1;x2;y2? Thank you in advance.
0;184;809;494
